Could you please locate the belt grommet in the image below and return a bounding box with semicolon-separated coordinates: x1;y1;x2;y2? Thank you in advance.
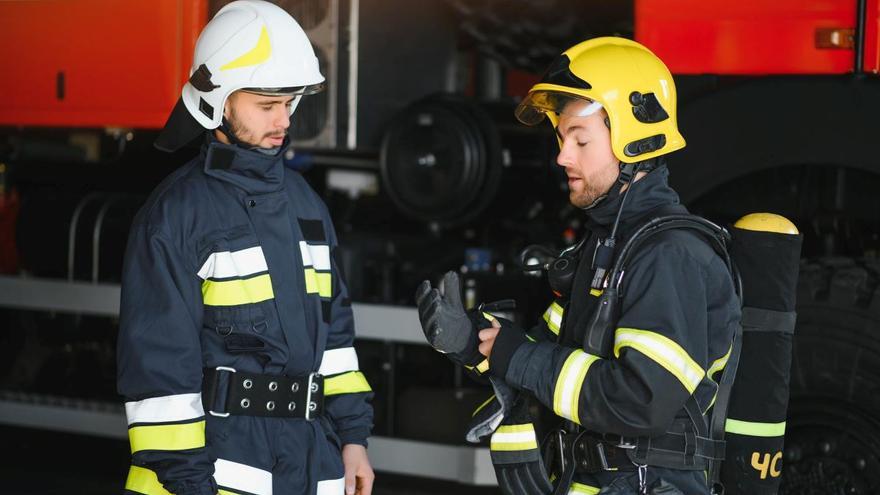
291;383;299;393
288;401;296;411
241;398;250;409
310;382;319;393
308;402;317;412
266;401;275;411
243;379;253;389
269;381;278;391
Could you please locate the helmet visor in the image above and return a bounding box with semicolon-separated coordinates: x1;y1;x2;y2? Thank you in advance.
515;91;603;126
242;82;326;97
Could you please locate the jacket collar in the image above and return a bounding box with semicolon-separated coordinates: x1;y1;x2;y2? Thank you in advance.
585;165;681;232
201;135;286;194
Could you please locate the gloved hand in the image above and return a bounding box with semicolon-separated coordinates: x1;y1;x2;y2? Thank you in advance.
415;271;487;368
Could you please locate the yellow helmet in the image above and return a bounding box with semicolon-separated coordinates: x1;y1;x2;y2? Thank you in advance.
515;37;685;163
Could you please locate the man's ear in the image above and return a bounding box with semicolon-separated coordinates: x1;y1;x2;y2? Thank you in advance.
223;92;236;120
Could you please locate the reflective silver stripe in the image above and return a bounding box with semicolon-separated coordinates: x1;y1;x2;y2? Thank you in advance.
316;477;344;495
543;301;563;334
318;347;360;376
299;241;332;270
197;246;268;280
124;393;204;425
490;424;538;451
614;328;705;394
553;350;600;424
214;458;272;495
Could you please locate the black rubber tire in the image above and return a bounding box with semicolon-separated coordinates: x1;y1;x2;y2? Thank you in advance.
781;257;880;495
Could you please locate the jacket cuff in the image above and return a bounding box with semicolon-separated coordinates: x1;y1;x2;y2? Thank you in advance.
489;321;529;379
165;477;218;495
338;426;372;448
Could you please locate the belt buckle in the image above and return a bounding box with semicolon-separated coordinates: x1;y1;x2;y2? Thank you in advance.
604;433;636;450
208;366;236;418
305;372;323;421
595;442;611;471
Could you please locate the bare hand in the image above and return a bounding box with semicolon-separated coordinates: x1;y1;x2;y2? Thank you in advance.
477;317;502;358
342;444;374;495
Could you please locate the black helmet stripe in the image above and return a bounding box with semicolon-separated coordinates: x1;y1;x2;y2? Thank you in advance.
540;54;591;90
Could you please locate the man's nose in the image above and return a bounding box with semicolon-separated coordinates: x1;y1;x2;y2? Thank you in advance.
276;107;291;130
556;145;573;169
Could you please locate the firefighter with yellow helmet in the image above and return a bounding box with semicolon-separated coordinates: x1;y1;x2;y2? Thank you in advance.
417;37;741;494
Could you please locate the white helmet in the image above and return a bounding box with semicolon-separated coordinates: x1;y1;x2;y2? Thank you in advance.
156;0;324;151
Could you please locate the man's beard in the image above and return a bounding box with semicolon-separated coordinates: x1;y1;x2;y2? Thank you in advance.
569;180;609;209
227;110;286;149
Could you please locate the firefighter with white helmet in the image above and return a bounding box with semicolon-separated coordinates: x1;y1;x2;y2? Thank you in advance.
119;2;374;494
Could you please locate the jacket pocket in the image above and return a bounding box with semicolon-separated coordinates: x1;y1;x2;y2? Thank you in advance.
203;304;270;352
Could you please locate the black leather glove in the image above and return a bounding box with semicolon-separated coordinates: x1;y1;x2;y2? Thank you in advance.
415;271;487;368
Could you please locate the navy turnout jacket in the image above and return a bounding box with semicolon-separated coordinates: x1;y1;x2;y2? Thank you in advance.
117;138;373;494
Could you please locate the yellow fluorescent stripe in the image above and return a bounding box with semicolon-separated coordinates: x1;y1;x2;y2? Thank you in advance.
304;268;333;298
476;358;490;373
569;482;601;494
725;418;786;437
544;302;563;335
614;328;705;394
324;371;372;396
220;27;272;71
589;289;603;297
706;344;733;411
491;424;538;451
128;421;206;454
553;350;599;423
708;344;732;379
571;354;598;424
218;490;242;495
202;274;274;306
125;465;173;495
553;352;579;416
497;424;535;434
472;395;496;417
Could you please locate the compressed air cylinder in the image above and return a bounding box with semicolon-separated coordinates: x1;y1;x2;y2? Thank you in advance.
721;213;803;494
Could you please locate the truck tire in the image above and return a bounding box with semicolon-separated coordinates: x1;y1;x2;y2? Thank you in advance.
780;257;880;494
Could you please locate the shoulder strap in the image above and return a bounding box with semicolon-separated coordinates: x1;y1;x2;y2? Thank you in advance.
708;320;743;488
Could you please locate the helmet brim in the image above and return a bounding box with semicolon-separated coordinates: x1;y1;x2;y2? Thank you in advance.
241;82;326;97
155;97;207;153
515;90;602;126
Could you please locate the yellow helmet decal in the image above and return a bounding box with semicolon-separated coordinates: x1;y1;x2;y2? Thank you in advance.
221;26;272;71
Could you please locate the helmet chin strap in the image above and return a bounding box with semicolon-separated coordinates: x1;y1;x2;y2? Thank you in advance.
579;161;640;212
586;159;654;290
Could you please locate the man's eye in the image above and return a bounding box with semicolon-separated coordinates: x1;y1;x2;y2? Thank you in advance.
577;141;588;147
261;106;273;111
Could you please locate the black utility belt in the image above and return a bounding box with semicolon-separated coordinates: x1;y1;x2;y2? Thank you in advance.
569;430;716;473
203;366;324;420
